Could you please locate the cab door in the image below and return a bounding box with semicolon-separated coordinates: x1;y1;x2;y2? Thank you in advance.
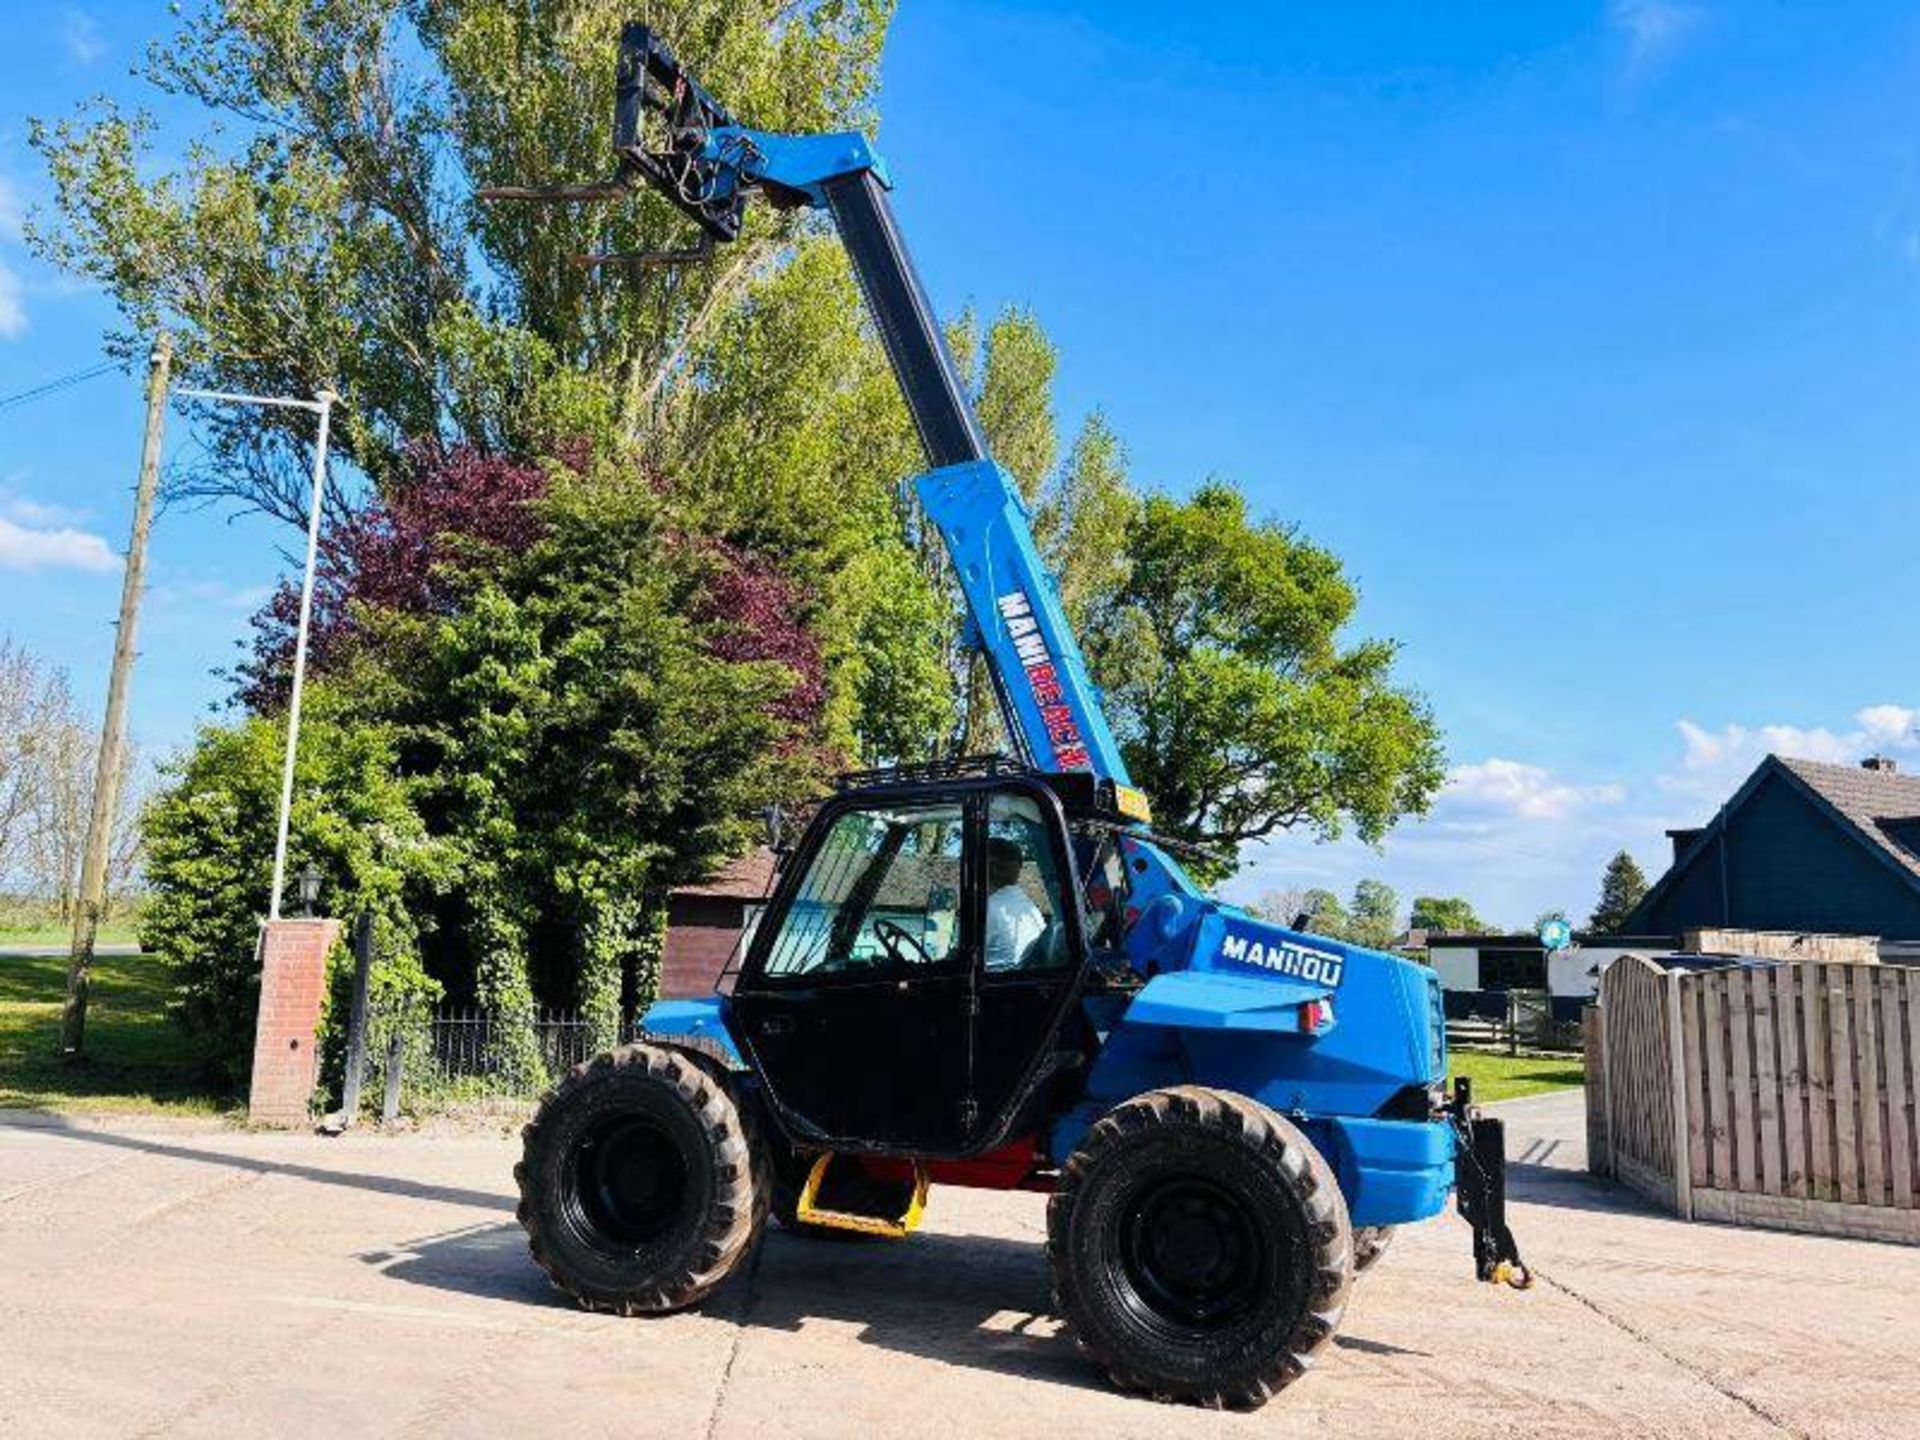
968;787;1088;1143
729;795;975;1151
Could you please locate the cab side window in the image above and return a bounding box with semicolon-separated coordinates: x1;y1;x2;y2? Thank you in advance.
1072;825;1132;952
764;802;965;978
984;794;1069;972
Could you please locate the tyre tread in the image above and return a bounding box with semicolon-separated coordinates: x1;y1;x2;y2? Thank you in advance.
517;1042;770;1315
1047;1084;1352;1409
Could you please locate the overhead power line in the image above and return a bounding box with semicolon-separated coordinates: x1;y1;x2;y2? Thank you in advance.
0;360;121;415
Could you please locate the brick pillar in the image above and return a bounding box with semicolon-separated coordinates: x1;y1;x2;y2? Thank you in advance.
248;918;341;1128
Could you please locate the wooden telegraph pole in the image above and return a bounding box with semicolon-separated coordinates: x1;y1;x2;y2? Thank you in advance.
60;334;171;1057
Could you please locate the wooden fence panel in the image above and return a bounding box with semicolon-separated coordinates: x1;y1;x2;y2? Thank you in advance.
1729;968;1757;1192
1592;955;1676;1191
1890;971;1915;1209
1803;966;1833;1202
1859;965;1887;1208
1751;966;1782;1195
1704;973;1730;1188
1685;977;1709;1190
1828;965;1859;1205
1597;956;1920;1240
1775;964;1807;1199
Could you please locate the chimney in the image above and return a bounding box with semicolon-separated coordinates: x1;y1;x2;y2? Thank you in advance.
1863;756;1898;774
1666;826;1705;864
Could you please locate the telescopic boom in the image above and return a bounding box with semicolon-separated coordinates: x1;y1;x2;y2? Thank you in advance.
534;25;1139;792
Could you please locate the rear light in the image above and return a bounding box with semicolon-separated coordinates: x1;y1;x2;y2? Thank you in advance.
1299;999;1333;1033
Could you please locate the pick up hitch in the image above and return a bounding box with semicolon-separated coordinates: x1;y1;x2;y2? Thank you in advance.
1447;1077;1532;1289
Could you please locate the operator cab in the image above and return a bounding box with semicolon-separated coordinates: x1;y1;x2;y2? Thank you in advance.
727;760;1135;1157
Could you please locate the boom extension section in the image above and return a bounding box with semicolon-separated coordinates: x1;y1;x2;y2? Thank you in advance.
488;23;1128;784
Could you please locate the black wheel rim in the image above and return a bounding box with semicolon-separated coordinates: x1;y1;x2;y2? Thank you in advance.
1117;1175;1270;1335
566;1114;691;1250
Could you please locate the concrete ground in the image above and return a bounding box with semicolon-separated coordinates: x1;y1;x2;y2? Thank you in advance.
3;1093;1916;1439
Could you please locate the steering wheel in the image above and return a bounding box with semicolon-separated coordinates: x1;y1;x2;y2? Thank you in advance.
1021;920;1066;971
872;918;935;967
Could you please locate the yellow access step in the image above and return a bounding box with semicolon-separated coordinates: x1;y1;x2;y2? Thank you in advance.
796;1153;929;1239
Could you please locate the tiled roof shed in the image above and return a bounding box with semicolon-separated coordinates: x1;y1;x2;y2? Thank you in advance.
660;849;778;999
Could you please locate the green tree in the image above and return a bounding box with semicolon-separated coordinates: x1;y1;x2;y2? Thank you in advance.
1084;483;1445;875
138;702;449;1085
1589;850;1649;934
668;235;950;763
973;306;1058;502
1347;878;1401;950
1297;888;1350;940
1410;895;1485;934
29;0;893;520
1246;887;1308;928
1035;412;1135;630
32;2;933;1066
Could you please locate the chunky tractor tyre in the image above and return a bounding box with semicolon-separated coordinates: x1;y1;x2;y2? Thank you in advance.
1353;1225;1395;1274
1048;1086;1352;1409
516;1043;769;1315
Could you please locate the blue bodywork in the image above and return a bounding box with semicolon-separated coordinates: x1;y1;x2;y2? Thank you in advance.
636;113;1458;1234
644;875;1455;1229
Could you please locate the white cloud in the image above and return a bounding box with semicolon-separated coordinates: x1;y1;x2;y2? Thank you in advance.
0;495;85;528
1609;0;1703;84
1227;755;1632;929
1858;704;1918;746
1663;704;1920;802
0;260;25;338
61;8;104;66
1226;703;1920;927
1443;757;1626;822
183;578;273;611
0;513;116;572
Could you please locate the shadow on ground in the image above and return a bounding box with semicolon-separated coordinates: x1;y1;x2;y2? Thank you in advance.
368;1219;1107;1392
362;1217;1434;1392
5;1112;513;1213
9;1105;1673;1398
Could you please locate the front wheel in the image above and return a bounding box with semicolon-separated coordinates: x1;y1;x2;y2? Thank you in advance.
1353;1224;1395;1274
1047;1086;1352;1409
516;1044;768;1314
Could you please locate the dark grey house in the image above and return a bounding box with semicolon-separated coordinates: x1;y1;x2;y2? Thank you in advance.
1627;754;1920;949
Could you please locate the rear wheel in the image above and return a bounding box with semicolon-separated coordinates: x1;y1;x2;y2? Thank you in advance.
516;1043;768;1314
1048;1086;1351;1409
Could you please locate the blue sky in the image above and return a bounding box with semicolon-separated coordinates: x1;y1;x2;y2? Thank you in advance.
3;3;1918;926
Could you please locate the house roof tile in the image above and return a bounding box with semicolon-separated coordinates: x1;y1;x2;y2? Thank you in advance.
1776;756;1920;882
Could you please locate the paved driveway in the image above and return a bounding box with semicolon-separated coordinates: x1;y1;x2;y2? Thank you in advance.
3;1093;1916;1438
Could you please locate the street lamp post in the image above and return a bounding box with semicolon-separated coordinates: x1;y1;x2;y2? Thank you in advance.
173;385;338;920
297;862;322;918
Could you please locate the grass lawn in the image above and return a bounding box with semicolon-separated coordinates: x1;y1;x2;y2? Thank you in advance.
0;923;140;948
0;947;232;1116
1448;1048;1586;1103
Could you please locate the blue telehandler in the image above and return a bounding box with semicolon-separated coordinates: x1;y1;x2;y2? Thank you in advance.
497;25;1527;1409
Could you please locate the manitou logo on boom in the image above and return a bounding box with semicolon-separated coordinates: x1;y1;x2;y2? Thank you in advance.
997;591;1092;770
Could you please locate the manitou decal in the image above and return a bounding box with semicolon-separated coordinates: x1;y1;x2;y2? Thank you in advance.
1218;932;1347;987
997;590;1091;770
